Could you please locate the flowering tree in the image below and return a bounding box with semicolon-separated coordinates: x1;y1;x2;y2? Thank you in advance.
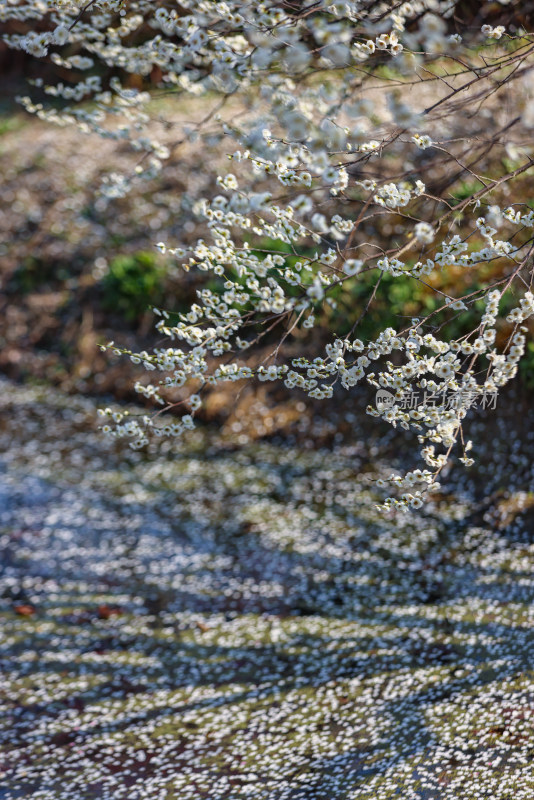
3;0;534;509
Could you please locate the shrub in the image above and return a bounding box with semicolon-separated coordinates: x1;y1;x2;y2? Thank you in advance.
102;252;166;321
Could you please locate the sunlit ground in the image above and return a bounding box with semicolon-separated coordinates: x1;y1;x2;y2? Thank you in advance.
1;379;533;800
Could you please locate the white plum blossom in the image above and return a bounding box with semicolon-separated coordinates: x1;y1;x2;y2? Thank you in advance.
414;222;435;243
343;259;364;276
1;0;533;508
482;24;506;39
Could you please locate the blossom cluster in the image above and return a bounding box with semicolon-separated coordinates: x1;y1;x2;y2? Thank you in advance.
2;0;533;506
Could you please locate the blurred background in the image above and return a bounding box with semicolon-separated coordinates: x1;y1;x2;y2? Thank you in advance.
2;0;534;421
2;7;534;798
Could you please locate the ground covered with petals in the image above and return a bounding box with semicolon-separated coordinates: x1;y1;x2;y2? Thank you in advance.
1;379;533;799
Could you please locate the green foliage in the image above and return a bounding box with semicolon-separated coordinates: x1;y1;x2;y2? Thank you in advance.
9;257;70;293
0;114;26;139
520;341;534;387
449;179;484;203
324;270;430;342
102;251;166;320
